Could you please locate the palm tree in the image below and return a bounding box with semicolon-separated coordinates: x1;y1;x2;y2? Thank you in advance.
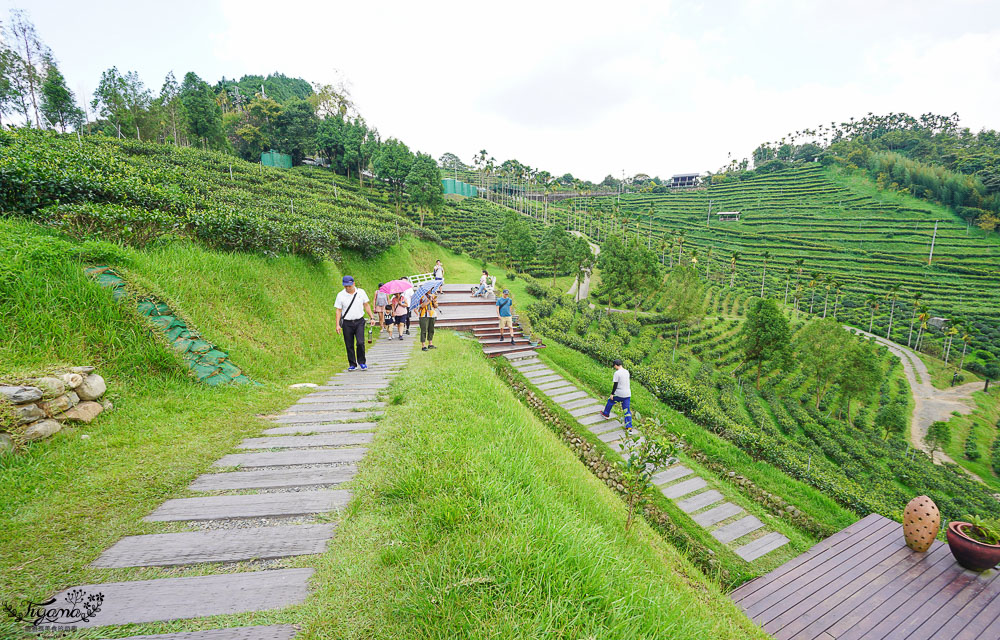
658;236;670;266
793;283;803;319
760;251;771;297
808;271;821;314
783;267;792;304
822;275;833;318
867;294;880;332
907;292;923;347
676;229;686;262
729;251;739;288
884;284;901;340
831;280;843;318
944;325;959;364
958;330;973;371
705;246;713;281
794;257;805;292
914;307;930;351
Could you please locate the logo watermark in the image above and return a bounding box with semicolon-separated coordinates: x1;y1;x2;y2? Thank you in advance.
2;589;104;629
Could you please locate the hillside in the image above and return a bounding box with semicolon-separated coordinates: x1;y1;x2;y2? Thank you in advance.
552;164;999;364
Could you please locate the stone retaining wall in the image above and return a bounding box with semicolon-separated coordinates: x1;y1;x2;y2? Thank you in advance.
0;367;111;452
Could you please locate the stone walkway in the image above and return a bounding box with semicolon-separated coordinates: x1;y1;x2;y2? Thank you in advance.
37;339;416;638
507;352;790;562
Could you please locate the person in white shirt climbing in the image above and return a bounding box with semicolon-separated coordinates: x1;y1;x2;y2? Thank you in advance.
334;275;375;371
599;359;633;431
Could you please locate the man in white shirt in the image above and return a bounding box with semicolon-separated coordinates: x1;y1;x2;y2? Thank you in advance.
599;358;633;431
335;275;375;371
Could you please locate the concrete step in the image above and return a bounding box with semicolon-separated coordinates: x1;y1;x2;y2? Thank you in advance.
711;515;765;543
214;448;367;468
189;466;357;491
692;502;744;527
661;477;708;499
87;626;299;640
734;532;790;561
238;433;373;449
651;466;693;485
676;490;723;513
145;489;351;522
262;422;378;435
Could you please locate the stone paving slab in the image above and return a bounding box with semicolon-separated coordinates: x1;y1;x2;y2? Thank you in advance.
711;515;764;543
597;429;626;443
651;466;693;485
541;385;577;397
93;524;335;567
531;374;564;385
537;380;571;391
146;490;351;521
692;502;744;527
39;569;314;629
577;411;611;425
315;384;391;391
568;403;605;418
588;420;622;434
550;390;588;403
662;477;708;499
239;432;374;449
283;402;385;413
734;532;789;561
273;411;382;424
214;448;367;468
512;359;542;369
522;368;555;379
296;393;381;402
190;466;357;491
262;422;378;435
677;489;723;513
97;626;299;640
562;397;603;410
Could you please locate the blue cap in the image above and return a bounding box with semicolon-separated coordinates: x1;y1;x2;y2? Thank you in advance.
342;276;354;286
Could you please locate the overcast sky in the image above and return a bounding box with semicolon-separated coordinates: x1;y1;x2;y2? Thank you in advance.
6;0;1000;181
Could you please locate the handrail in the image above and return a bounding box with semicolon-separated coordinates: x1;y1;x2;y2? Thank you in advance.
407;272;436;286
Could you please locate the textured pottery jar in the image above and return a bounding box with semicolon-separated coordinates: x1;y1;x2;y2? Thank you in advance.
902;495;940;552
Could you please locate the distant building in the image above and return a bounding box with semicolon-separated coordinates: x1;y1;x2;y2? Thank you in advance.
928;317;949;330
670;173;700;189
716;211;741;222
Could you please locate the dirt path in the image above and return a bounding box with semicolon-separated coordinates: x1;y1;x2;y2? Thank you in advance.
567;231;600;301
848;327;981;469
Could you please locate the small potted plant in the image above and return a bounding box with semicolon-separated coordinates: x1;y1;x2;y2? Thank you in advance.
946;516;1000;571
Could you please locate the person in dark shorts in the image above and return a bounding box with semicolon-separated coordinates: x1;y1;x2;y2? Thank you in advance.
391;293;408;341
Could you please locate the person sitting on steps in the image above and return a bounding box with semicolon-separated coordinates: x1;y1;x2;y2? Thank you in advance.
496;289;515;345
599;358;633;432
474;269;489;297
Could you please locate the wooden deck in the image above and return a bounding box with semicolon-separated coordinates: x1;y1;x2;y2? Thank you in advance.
731;513;1000;639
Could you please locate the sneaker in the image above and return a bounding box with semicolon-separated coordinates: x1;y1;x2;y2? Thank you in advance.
348;365;357;372
428;345;436;349
359;364;368;370
510;338;516;345
599;412;610;419
422;346;428;351
405;330;410;335
498;337;504;342
398;336;404;341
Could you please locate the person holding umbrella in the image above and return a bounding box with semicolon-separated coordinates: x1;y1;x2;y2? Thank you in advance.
400;276;414;335
335;276;376;371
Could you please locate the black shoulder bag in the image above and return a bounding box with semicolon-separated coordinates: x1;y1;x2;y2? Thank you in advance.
339;292;358;328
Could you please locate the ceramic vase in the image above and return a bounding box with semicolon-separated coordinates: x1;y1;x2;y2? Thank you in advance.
902;495;940;552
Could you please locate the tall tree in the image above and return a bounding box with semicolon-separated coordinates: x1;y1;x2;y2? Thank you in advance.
796;318;851;408
158;72;186;145
404;152;444;226
597;234;632;312
838;337;882;426
39;56;82;131
500;213;536;271
540;224;573;285
372;137;414;211
739;298;790;389
570;236;595;301
0;46;24;126
925;421;951;463
180;71;225;149
5;9;46;128
273;97;317;164
665;264;704;345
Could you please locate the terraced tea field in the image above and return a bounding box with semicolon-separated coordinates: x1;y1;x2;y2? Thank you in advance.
551;165;1000;359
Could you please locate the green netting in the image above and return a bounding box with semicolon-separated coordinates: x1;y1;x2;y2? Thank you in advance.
88;266;255;386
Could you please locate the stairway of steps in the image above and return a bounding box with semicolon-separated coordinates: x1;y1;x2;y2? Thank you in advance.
434;284;544;357
506;351;790;563
34;340;417;638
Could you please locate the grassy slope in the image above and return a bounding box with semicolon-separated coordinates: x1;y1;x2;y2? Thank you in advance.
303;333;767;639
940;388;1000;490
0;220;550;626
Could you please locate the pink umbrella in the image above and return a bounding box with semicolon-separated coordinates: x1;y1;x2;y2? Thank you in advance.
378;279;411;294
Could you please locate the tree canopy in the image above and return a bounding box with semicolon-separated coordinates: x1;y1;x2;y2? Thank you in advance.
739;298;790;389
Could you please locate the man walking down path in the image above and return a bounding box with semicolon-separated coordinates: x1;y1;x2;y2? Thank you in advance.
335;276;376;371
600;359;633;431
496;289;515;345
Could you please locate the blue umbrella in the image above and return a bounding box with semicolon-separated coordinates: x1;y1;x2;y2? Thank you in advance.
408;280;443;312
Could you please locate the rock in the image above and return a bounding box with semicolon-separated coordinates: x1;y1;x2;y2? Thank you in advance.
63;401;104;424
80;434;91;440
0;385;43;404
40;394;76;417
14;403;45;425
727;471;736;478
23;419;62;440
60;373;84;389
69;366;96;374
785;505;796;513
0;433;12;453
101;399;114;412
288;383;319;389
33;377;66;399
77;374;106;401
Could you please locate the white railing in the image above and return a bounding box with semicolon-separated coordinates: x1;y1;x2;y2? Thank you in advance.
407;272;436;286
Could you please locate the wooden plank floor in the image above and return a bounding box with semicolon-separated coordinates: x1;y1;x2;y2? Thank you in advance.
730;514;1000;639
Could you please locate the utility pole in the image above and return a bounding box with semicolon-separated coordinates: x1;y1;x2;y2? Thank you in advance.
707;199;712;228
928;220;938;266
